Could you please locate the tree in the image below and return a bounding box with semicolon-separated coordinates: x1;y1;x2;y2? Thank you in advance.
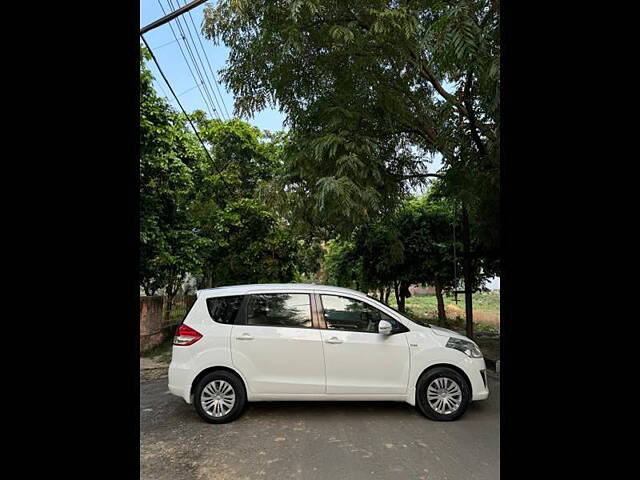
294;237;326;282
324;191;488;326
140;47;209;304
323;239;363;290
187;116;301;288
140;49;299;298
394;195;461;323
196;198;299;287
203;0;499;250
353;217;405;305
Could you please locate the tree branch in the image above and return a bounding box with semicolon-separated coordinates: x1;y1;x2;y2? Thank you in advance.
463;71;487;156
407;50;469;117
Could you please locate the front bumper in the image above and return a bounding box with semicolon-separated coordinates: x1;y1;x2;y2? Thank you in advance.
470;358;489;401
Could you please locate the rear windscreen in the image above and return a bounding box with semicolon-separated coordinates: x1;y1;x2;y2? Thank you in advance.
206;295;244;324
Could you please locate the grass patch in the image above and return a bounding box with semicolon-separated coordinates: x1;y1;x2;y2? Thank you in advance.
387;291;500;359
388;291;500;331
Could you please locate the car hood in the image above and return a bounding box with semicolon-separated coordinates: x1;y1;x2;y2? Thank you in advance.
429;325;469;340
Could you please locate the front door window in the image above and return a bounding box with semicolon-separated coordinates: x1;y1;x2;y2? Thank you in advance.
320;295;406;333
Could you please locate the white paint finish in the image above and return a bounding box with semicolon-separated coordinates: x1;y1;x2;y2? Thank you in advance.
168;283;491;409
168;299;237;404
320;329;410;394
405;328;489;402
231;325;326;394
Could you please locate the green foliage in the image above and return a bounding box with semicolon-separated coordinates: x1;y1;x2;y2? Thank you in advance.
294;237;326;282
188;114;300;287
203;1;499;252
323;239;362;289
351;193;466;295
140;48;300;294
197;198;298;287
394;194;460;291
140;47;209;296
320;190;490;299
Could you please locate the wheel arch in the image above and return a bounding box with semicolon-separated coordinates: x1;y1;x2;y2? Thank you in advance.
190;365;249;400
417;363;473;396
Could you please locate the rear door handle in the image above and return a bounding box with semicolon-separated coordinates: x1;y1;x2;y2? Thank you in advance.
325;336;343;344
236;333;254;340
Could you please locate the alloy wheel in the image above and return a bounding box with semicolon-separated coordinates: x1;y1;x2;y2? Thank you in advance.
426;377;462;415
200;380;236;417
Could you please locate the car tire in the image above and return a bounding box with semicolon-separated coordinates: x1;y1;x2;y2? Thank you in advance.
416;367;471;421
194;370;247;424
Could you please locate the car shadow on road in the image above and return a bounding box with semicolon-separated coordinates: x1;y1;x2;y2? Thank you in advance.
141;377;498;427
243;400;420;420
165;398;495;426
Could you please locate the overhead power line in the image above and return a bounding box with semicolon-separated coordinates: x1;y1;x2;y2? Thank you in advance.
140;0;207;34
157;0;216;119
173;0;227;119
153;38;179;50
177;84;200;97
181;0;231;119
166;0;225;120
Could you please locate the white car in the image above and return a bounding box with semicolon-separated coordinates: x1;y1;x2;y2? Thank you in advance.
168;284;489;423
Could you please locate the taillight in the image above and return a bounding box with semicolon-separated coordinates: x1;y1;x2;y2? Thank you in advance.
173;324;203;346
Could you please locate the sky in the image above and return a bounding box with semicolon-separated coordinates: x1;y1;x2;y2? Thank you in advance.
140;0;285;133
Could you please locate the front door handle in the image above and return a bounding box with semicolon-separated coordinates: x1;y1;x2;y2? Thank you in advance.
325;336;343;344
236;333;254;340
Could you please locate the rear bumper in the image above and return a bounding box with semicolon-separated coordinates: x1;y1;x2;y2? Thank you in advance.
168;362;192;404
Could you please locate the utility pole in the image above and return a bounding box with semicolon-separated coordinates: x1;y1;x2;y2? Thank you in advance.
140;0;208;35
461;202;474;339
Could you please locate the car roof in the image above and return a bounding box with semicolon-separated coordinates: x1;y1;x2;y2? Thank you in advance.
197;283;370;299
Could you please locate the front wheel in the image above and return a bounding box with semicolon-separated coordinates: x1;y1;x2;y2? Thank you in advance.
193;370;247;423
416;367;471;421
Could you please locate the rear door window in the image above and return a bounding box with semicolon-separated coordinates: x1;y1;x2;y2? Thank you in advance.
246;293;312;328
206;295;244;324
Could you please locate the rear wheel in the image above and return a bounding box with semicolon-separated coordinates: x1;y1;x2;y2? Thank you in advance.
193;370;247;423
416;367;471;421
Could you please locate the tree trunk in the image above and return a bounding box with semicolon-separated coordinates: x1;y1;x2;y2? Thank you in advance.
462;203;474;339
434;280;447;325
393;281;401;310
164;277;180;325
398;280;411;313
379;288;385;302
384;287;391;305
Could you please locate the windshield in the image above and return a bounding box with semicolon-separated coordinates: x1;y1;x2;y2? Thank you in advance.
365;295;431;328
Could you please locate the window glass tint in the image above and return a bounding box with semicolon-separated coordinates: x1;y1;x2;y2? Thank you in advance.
247;294;312;328
206;295;244;324
321;295;406;333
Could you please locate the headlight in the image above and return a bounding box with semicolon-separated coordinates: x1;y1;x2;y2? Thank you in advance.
446;337;483;358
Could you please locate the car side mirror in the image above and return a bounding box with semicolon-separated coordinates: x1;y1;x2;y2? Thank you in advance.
378;319;392;335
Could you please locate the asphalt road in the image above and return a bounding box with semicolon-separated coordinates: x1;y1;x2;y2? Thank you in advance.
141;376;499;480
